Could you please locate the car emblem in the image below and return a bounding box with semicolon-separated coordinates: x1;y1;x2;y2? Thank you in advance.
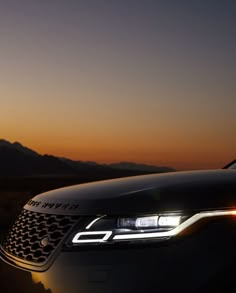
40;237;50;247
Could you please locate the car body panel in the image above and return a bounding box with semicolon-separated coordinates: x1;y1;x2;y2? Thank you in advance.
1;217;236;293
1;168;236;293
25;170;236;216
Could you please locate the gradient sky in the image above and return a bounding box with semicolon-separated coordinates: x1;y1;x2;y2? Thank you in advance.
0;0;235;170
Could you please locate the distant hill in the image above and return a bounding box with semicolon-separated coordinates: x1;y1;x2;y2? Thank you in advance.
0;139;75;176
107;162;174;173
0;139;175;177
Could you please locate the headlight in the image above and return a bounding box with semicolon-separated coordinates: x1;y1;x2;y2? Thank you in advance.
71;213;185;244
158;216;181;227
70;210;236;245
118;216;159;229
118;215;181;229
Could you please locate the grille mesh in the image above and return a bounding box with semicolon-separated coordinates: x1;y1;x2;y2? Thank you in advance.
2;209;79;264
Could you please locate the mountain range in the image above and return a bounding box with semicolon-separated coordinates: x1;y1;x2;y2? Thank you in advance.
0;139;175;177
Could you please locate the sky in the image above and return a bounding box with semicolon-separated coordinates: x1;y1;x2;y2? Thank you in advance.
0;0;235;170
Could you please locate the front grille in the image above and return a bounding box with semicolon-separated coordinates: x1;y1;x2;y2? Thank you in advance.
2;209;79;265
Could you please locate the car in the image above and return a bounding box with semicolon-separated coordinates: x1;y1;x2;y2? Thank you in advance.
1;161;236;293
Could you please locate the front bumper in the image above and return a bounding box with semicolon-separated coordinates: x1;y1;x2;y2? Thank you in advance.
1;218;236;293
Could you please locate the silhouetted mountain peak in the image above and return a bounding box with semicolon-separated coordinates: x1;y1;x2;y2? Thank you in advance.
0;139;11;146
0;139;175;176
0;139;39;157
13;142;40;157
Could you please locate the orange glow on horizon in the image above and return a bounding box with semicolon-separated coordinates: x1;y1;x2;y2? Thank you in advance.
1;134;232;171
0;1;235;172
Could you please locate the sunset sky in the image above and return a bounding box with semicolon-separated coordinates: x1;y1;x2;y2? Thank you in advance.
0;0;235;170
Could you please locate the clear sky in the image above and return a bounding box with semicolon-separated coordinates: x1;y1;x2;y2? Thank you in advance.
0;0;235;170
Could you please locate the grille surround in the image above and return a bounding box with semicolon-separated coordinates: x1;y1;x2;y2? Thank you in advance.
1;209;79;266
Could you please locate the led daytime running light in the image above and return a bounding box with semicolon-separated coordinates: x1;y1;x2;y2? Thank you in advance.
71;210;236;244
113;210;236;240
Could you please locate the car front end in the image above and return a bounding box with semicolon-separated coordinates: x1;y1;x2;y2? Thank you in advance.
1;168;236;293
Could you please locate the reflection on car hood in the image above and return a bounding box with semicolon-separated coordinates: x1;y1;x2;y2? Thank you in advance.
25;170;236;216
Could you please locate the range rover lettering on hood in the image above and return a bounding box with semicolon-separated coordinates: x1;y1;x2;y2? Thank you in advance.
26;199;79;212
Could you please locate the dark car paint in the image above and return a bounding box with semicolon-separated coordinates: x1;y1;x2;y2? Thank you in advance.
1;169;236;293
25;170;236;216
1;218;236;293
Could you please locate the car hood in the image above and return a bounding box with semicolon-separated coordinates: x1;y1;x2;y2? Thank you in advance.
24;170;236;216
